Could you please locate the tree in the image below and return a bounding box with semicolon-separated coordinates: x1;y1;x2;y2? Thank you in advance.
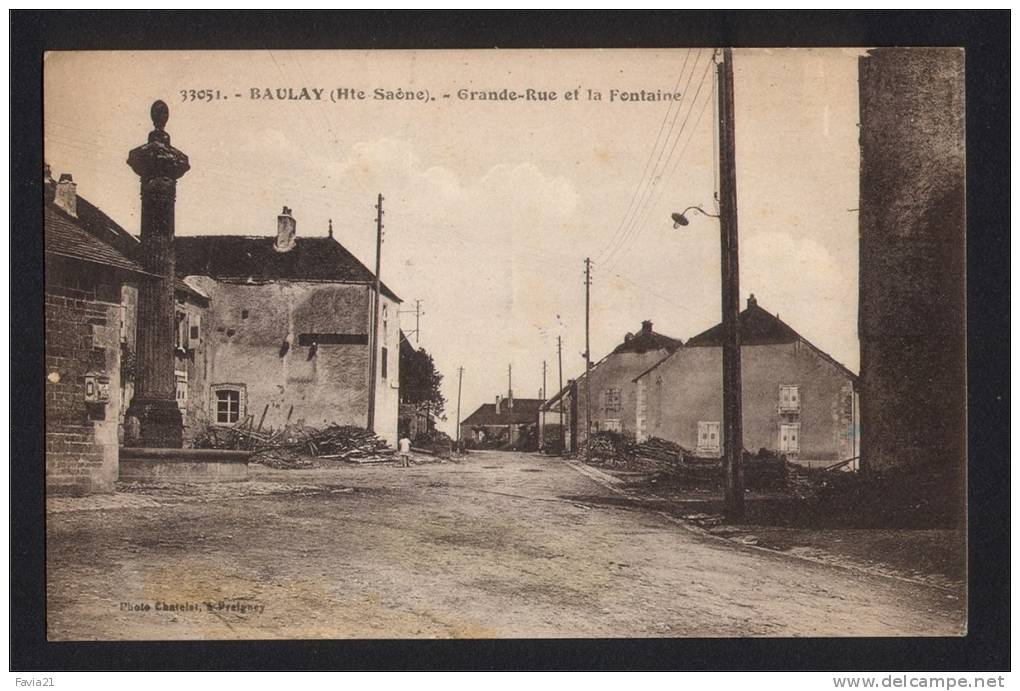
399;343;446;424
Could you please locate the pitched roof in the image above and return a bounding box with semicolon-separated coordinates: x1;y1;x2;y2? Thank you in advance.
45;178;142;259
174;235;400;302
44;206;152;276
461;398;543;427
45;182;209;304
611;323;683;355
685;296;800;347
634;295;859;382
540;323;680;411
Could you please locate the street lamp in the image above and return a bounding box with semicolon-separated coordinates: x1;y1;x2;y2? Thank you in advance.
671;206;720;228
670;203;744;520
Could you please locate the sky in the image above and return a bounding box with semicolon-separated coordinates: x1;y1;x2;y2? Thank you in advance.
44;48;863;434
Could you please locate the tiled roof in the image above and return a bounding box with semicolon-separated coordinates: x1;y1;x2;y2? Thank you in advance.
175;235;400;302
611;328;683;355
44;206;151;276
635;296;859;383
461;399;543;427
684;298;800;347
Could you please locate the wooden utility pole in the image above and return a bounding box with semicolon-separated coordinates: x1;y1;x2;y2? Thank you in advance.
414;299;421;344
584;257;592;446
541;359;547;449
455;366;464;449
507;363;513;447
367;193;384;432
557;335;565;452
718;48;744;519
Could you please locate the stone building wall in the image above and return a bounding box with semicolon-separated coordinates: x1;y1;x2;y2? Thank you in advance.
45;258;124;495
638;341;858;465
858;48;966;474
182;277;401;446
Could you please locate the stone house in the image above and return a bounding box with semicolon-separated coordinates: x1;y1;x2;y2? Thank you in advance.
48;173;402;470
44;173;154;495
461;396;543;449
171;207;402;446
634;295;859;467
541;320;682;451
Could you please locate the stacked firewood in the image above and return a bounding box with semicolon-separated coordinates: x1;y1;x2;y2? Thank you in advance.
194;420;393;467
301;425;394;463
625;436;687;464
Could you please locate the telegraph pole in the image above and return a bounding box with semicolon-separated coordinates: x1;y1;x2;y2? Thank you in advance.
507;363;513;447
398;298;423;343
584;257;592;446
367;193;384;432
414;299;421;344
718;48;744;520
557;335;565;452
455;366;464;450
541;360;547;449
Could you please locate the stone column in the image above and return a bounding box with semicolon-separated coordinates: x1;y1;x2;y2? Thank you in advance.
124;100;190;447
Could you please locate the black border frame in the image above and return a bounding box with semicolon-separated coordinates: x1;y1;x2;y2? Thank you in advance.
10;10;1010;671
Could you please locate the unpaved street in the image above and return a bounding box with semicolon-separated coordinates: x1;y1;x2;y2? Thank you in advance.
47;451;965;639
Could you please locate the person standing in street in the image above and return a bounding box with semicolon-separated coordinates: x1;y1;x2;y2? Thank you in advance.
398;435;411;468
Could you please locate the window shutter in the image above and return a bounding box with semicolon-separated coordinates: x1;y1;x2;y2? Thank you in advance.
188;314;201;350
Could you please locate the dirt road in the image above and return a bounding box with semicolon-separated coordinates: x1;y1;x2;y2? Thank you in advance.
46;451;965;639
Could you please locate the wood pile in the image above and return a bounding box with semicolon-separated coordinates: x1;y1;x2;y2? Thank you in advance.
193;419;393;468
626;437;686;464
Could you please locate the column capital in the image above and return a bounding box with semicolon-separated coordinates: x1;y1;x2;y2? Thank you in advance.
127;100;190;181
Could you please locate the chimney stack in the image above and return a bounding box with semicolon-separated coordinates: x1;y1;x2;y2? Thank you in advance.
54;173;77;218
495;395;502;415
747;294;757;309
275;205;296;252
641;320;653;336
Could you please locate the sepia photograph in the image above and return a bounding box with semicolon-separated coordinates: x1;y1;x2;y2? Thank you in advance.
36;44;972;642
14;6;1012;674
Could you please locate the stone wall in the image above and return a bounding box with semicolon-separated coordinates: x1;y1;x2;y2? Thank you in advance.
569;348;673;447
858;48;966;474
45;258;124;495
638;341;857;464
182;278;400;446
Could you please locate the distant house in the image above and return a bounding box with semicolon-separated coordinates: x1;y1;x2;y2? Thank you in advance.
461;395;543;449
542;320;682;451
634;295;859;467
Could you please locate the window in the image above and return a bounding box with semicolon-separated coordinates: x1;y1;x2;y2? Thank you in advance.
381;346;389;379
603;387;622;415
211;385;245;425
779;385;800;413
779;422;801;453
175;370;188;412
697;421;721;455
216;390;240;423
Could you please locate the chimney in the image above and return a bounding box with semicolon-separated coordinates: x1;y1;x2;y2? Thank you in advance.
495;395;503;415
275;205;296;252
747;294;758;309
624;332;634;343
54;173;77;218
641;320;653;336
